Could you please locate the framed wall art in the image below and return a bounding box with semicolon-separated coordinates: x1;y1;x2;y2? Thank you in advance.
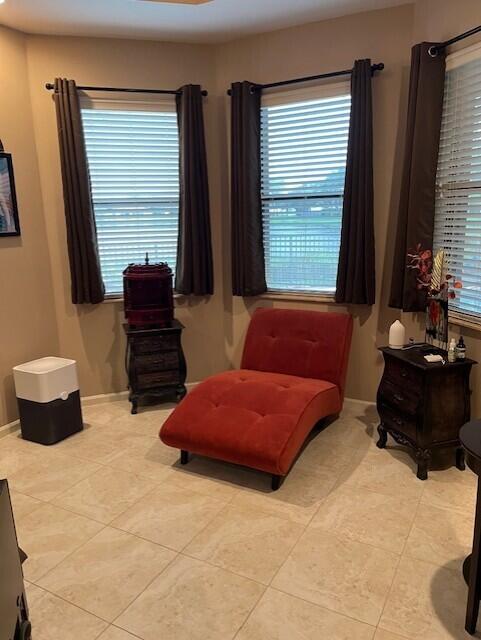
0;151;20;237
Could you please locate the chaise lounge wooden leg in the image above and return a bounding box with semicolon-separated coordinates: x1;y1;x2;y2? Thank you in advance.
271;474;283;491
180;450;189;465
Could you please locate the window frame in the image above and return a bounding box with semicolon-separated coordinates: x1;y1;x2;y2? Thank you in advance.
80;92;180;299
260;81;351;299
434;42;481;330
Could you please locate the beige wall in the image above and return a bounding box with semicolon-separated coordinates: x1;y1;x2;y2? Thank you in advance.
0;26;59;425
217;0;481;416
24;35;230;403
404;0;481;415
2;0;481;426
216;3;416;403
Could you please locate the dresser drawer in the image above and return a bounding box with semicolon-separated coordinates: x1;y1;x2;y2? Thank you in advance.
136;370;180;390
135;350;179;373
131;334;178;355
378;377;422;416
378;402;417;443
384;357;423;388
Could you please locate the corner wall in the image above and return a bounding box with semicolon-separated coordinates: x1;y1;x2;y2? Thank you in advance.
215;4;417;404
0;25;59;425
24;35;230;402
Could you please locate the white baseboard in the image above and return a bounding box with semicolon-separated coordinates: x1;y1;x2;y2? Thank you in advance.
0;419;20;439
81;390;130;407
81;382;199;407
344;396;376;407
0;385;371;439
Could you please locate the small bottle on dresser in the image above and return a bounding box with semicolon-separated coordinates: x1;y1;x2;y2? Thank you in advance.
456;336;466;360
448;339;457;363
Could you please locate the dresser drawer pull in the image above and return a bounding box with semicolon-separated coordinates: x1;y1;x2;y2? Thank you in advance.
394;416;404;427
393;393;404;403
401;370;408;378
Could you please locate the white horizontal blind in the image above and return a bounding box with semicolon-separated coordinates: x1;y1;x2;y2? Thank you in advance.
433;46;481;321
261;87;351;293
81;105;179;294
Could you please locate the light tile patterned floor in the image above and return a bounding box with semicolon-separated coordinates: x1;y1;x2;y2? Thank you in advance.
1;399;477;639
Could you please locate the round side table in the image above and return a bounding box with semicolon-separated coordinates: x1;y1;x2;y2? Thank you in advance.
460;420;481;635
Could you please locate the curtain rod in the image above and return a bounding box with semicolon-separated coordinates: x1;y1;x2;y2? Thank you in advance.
45;83;208;97
226;62;384;96
429;24;481;57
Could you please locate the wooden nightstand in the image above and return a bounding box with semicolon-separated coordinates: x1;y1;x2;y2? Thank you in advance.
377;345;476;480
124;321;187;414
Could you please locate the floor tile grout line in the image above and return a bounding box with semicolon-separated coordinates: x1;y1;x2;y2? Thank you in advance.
374;491;424;632
31;522;110;586
26;579;113;626
34;537;179;628
266;510;309;589
109;624;145;640
111;550;180;628
231;583;268;640
269;581;384;629
269;584;379;632
177;549;272;588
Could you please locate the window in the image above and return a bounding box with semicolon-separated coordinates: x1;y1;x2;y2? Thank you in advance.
434;43;481;324
260;83;351;294
81;100;179;295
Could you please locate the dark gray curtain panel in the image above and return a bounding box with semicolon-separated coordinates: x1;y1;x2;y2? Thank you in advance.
231;81;267;296
175;85;213;295
389;43;446;311
54;78;105;304
335;59;375;305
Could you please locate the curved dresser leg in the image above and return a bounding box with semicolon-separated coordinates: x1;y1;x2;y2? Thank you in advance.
376;424;388;449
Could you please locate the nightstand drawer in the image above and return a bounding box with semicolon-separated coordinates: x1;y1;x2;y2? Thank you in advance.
135;351;179;372
378;377;422;416
136;370;180;389
384;357;423;388
132;334;178;355
378;402;417;443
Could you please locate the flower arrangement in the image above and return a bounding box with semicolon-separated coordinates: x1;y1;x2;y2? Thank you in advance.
407;244;433;290
424;249;462;348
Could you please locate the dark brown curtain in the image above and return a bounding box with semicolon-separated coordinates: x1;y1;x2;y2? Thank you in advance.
335;59;375;305
175;85;213;295
54;78;104;304
389;43;446;311
231;81;267;296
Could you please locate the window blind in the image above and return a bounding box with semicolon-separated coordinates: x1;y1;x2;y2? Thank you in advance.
433;47;481;322
260;88;351;293
81;106;179;295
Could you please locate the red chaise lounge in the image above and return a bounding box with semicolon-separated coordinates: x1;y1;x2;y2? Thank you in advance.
160;308;353;489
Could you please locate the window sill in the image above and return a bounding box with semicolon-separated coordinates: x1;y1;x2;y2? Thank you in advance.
256;291;336;304
449;311;481;333
102;293;185;305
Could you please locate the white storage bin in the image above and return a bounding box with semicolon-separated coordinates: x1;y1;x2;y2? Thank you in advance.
13;357;83;445
13;357;78;403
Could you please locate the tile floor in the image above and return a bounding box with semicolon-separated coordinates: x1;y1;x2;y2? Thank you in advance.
1;398;478;639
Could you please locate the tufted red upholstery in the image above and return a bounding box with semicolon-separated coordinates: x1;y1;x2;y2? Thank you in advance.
160;309;353;478
241;308;353;399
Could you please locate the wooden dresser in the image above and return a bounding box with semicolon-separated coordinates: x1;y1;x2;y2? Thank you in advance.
124;320;187;414
377;345;476;480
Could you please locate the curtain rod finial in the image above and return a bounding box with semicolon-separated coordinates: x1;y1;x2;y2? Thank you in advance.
45;82;54;90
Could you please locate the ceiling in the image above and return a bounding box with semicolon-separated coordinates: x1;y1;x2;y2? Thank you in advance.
0;0;410;43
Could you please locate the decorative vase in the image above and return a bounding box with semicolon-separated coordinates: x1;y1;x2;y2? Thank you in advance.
389;320;406;350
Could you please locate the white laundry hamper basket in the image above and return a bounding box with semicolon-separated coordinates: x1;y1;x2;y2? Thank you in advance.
13;357;83;445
